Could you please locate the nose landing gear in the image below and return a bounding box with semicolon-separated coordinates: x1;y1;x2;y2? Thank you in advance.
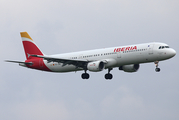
154;61;160;72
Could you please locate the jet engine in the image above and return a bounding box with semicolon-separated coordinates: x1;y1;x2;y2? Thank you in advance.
119;64;140;72
87;61;105;72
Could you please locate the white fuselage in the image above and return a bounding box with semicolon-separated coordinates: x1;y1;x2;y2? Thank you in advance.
43;42;176;72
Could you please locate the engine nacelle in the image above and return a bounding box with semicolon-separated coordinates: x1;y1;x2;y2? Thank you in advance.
87;61;105;72
119;64;140;72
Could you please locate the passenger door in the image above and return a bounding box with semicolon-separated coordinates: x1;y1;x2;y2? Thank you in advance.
148;44;154;54
117;52;121;58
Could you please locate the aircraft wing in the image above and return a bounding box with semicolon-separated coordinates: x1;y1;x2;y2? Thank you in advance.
31;55;90;68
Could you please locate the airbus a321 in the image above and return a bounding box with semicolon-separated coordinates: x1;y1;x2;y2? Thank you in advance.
6;32;176;80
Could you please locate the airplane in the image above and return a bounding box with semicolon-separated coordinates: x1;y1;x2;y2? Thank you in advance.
6;32;176;80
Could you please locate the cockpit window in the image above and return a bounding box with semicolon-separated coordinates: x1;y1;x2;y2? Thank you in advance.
159;46;170;49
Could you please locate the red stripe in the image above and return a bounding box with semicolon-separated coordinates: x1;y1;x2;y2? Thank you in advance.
25;58;51;72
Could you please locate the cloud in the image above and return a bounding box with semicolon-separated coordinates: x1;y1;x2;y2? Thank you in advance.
6;101;69;120
71;98;95;120
100;86;145;119
100;85;179;120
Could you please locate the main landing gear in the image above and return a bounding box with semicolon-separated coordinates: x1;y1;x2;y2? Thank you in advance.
81;69;113;80
81;70;90;79
154;61;160;72
105;68;113;80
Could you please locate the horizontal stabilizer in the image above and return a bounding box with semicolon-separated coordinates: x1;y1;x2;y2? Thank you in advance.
5;60;33;65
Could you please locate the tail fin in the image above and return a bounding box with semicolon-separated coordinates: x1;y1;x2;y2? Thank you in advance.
20;32;44;60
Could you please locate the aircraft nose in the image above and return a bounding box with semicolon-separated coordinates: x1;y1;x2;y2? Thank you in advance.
169;49;176;57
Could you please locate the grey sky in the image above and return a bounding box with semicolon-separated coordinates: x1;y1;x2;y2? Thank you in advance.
0;0;179;120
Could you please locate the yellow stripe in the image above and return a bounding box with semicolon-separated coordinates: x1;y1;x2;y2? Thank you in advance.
20;32;33;41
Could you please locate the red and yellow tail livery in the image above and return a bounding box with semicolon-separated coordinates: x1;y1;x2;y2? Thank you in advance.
21;32;44;60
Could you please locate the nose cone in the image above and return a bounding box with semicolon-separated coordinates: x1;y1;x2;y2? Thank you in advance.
169;49;176;58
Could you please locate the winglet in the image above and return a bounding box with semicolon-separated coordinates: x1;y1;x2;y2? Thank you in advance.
20;32;33;41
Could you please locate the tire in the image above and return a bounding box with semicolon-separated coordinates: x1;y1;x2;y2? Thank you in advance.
105;74;109;79
105;73;113;80
81;73;90;79
85;73;90;79
81;73;86;79
109;74;113;79
155;68;160;72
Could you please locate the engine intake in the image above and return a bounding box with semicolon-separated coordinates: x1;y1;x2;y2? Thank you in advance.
119;64;140;72
87;61;105;72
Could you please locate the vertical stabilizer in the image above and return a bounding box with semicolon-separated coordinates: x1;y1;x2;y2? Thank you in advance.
20;32;44;59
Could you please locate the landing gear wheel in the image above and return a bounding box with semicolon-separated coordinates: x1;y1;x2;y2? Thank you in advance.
85;73;89;79
105;73;113;80
105;74;108;79
82;73;85;79
154;61;160;72
105;68;113;80
155;68;160;72
81;73;90;79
